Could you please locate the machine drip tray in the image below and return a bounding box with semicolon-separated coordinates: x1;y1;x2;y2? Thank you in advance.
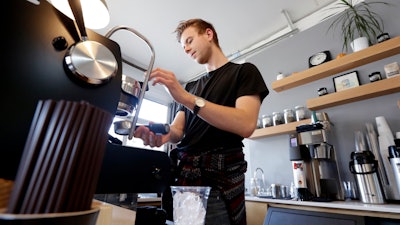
297;188;335;202
311;197;334;202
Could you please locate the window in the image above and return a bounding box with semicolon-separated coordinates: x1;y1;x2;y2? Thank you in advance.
109;99;169;151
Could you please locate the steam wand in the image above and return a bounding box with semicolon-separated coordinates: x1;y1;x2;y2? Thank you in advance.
105;26;156;139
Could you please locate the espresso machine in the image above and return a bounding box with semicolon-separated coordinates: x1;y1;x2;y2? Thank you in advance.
289;113;344;201
3;0;171;196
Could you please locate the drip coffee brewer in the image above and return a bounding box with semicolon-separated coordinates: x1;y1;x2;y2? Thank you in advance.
289;113;344;201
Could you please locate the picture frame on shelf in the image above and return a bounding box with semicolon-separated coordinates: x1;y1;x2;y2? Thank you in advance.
333;71;360;92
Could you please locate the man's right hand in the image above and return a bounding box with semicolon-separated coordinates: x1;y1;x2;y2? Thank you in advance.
133;124;168;147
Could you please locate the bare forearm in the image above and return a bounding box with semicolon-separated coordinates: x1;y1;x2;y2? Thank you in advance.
179;95;261;138
168;125;184;143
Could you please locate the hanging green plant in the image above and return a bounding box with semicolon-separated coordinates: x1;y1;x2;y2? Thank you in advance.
324;0;390;52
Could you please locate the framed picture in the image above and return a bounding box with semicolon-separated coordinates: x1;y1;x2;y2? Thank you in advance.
333;71;360;92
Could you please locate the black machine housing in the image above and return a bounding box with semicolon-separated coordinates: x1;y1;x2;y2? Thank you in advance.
2;0;170;194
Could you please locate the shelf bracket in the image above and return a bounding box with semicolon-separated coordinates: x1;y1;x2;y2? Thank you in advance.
282;9;296;31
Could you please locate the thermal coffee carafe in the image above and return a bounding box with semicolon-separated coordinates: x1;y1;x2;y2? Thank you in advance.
349;150;385;204
388;143;400;194
349;130;385;204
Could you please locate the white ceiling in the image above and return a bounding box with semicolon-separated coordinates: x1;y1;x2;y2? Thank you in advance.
93;0;338;102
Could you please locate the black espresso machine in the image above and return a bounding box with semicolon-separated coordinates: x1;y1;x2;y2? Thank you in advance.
2;0;171;196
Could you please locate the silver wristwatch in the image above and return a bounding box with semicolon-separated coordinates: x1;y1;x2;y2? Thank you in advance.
193;97;205;115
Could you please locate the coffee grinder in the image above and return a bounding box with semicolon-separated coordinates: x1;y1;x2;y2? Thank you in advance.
289;113;344;201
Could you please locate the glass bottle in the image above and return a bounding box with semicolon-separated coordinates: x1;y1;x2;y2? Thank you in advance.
290;182;298;199
249;178;258;196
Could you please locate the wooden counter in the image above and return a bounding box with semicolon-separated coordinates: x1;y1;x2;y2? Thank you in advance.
96;197;400;225
245;196;400;225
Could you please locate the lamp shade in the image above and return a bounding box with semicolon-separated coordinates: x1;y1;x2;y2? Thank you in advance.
47;0;110;29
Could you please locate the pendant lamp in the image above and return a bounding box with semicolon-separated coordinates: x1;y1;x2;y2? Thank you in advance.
47;0;110;29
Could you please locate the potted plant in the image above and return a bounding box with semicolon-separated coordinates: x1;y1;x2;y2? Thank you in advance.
324;0;389;52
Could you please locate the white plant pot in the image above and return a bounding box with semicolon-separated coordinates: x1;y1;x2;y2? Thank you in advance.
351;37;369;52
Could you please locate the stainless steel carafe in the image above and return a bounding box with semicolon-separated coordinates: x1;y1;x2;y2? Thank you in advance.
388;145;400;194
349;150;385;204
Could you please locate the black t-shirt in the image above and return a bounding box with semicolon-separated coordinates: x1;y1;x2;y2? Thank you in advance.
176;62;269;153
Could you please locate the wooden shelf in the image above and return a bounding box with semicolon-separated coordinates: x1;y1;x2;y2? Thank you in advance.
253;37;400;140
306;76;400;111
272;36;400;92
248;78;399;139
249;119;311;139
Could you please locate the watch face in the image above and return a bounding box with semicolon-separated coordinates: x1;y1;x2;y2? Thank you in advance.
195;98;205;107
193;97;205;115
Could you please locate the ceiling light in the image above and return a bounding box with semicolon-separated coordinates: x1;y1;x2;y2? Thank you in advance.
47;0;110;29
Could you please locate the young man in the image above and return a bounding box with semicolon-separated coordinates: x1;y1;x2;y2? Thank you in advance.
134;18;269;225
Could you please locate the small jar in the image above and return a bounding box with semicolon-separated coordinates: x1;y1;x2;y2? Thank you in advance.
295;105;306;121
377;33;390;43
276;72;285;80
280;185;289;199
261;114;273;128
257;117;262;128
283;109;295;124
318;87;328;96
271;184;280;199
272;112;283;126
369;71;382;82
